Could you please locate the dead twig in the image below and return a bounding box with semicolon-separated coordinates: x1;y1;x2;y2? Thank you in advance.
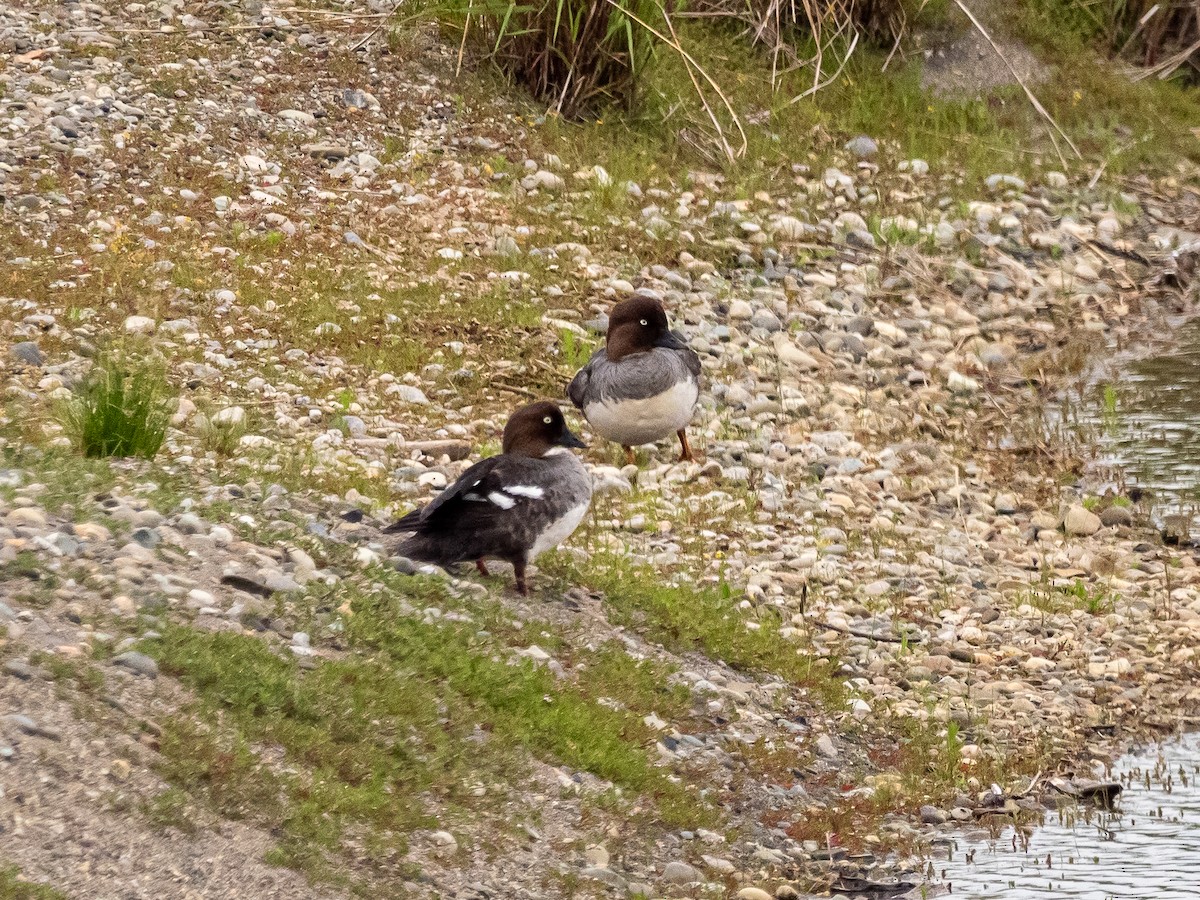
951;0;1081;168
789;31;859;104
603;0;747;161
350;0;406;51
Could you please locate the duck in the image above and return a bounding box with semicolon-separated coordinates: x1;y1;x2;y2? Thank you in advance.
568;295;702;465
384;401;593;595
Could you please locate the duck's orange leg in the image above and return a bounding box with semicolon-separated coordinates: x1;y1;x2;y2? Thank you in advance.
677;429;695;462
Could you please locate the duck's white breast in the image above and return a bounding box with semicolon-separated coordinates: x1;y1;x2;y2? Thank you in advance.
530;500;591;559
584;378;698;447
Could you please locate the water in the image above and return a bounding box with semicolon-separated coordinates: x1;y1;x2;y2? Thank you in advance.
1053;316;1200;540
933;733;1200;898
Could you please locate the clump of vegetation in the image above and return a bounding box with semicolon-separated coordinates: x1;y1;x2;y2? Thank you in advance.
1025;577;1116;616
559;328;595;370
443;0;662;116
59;353;173;459
1022;0;1199;80
0;867;69;900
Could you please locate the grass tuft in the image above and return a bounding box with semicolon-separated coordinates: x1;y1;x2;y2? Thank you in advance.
439;0;662;117
0;867;68;900
59;354;174;460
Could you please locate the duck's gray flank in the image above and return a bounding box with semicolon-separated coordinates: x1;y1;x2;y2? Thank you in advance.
567;336;700;406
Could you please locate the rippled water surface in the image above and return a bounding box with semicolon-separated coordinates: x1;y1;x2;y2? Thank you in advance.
1055;317;1200;538
935;733;1200;899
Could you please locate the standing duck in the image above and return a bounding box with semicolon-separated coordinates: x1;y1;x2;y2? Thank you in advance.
568;296;702;465
384;401;592;595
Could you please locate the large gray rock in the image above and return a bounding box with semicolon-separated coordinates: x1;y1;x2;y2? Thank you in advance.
661;861;702;884
113;651;159;678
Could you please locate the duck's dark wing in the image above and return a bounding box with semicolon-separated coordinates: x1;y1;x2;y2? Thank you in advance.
385;455;561;568
384;455;509;534
567;347;608;410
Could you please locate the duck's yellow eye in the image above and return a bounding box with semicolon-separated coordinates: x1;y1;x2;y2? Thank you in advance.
543;416;552;424
640;319;648;326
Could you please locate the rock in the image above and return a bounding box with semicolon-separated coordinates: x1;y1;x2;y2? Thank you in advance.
947;371;979;393
113;651;159;678
994;493;1018;515
3;660;36;680
845;136;878;158
6;507;47;528
131;527;161;549
750;308;783;332
737;889;774;900
211;406;246;428
581;867;626;890
2;714;61;741
728;299;753;320
494;235;521;256
815;733;838;759
986;174;1026;192
1100;505;1133;527
920;805;948;824
584;845;610;868
772;216;809;240
124;315;156;334
662;861;702;884
10;342;44;367
521;170;565;192
1064;505;1102;536
302;143;350;160
387;384;430;405
846;229;876;250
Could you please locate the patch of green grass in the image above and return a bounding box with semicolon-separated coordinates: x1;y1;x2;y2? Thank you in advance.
59;353;173;460
140;575;709;886
1024;577;1116;615
196;408;248;458
142;787;200;834
544;552;843;703
0;867;69;900
559;328;596;370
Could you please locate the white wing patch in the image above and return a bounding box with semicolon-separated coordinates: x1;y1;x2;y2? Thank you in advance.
505;485;545;499
487;491;516;510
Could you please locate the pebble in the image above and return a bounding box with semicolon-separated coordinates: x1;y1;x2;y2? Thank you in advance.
112;651;159;678
845;136;878;158
661;861;702;884
124;315;156;334
10;342;44;367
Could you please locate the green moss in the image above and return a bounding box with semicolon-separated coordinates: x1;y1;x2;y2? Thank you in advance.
0;867;69;900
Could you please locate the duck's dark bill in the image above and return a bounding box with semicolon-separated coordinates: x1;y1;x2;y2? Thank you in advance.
560;430;588;449
655;331;688;350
